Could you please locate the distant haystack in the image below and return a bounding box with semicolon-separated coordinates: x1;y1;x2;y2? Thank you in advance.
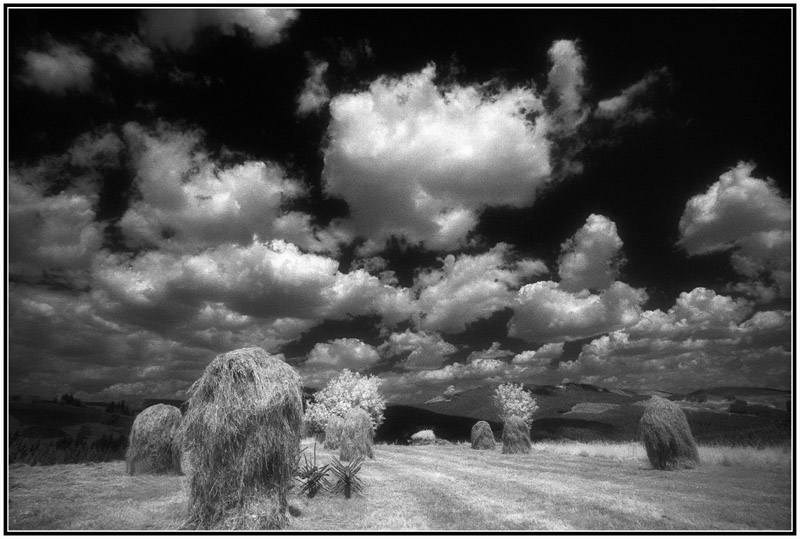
410;429;436;445
180;347;303;530
470;420;495;450
339;407;374;461
502;415;531;455
324;415;344;450
639;396;699;471
126;403;182;475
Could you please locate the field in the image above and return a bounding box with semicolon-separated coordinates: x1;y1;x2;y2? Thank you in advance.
7;440;792;531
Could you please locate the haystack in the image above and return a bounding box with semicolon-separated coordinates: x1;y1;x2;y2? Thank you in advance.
126;403;182;475
180;347;303;530
502;415;531;454
339;407;374;461
324;415;344;450
639;396;699;470
470;420;495;450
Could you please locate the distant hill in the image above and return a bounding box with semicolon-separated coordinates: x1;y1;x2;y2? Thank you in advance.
10;382;791;449
414;382;650;422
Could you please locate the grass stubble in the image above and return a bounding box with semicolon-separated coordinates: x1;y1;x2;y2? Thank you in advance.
7;440;791;531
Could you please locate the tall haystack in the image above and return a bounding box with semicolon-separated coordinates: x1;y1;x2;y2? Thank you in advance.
502;415;531;455
470;420;495;450
180;347;303;530
639;396;699;470
126;403;182;475
324;415;344;450
339;407;374;461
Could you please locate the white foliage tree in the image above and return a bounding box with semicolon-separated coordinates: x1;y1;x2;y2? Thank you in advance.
304;369;386;433
493;382;538;425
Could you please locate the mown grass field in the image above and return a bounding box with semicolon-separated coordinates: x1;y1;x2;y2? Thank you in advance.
7;440;792;531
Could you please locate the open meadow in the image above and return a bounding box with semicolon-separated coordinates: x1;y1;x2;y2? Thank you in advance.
8;439;792;531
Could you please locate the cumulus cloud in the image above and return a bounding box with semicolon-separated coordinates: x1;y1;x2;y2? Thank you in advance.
415;244;548;333
94;240;337;323
94;237;418;334
120;121;340;254
397;355;528;387
379;329;457;370
8;283;213;398
678;162;791;300
21;42;94;95
323;63;552;251
508;281;648;342
140;9;298;50
466;341;514;363
297;58;330;116
557;214;625;292
546;39;588;134
324;269;416;327
306;338;381;370
556;287;790;390
8;128;123;282
511;342;565;371
595;67;669;125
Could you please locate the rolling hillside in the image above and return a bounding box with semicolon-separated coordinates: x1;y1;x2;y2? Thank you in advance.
8;383;791;454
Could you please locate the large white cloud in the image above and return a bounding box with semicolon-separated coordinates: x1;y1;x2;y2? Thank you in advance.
323;63;552;251
94;238;417;332
21;42;94;95
678;162;790;300
508;280;648;342
120;122;341;254
557;214;624;292
140;9;299;50
93;240;339;324
414;244;548;333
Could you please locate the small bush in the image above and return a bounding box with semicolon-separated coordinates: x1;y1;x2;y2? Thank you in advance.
470;421;495;450
494;383;538;425
639;396;699;471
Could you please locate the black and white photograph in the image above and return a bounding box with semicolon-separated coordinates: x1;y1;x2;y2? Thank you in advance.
6;4;794;532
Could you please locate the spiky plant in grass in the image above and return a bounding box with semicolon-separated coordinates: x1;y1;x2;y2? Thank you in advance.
639;396;699;471
470;420;496;450
327;456;365;499
295;444;329;499
180;347;303;530
126;403;182;475
324;415;344;450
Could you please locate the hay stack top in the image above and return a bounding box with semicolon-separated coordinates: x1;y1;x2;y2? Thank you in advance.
188;347;302;409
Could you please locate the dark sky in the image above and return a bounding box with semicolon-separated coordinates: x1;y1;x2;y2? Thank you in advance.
7;6;793;404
